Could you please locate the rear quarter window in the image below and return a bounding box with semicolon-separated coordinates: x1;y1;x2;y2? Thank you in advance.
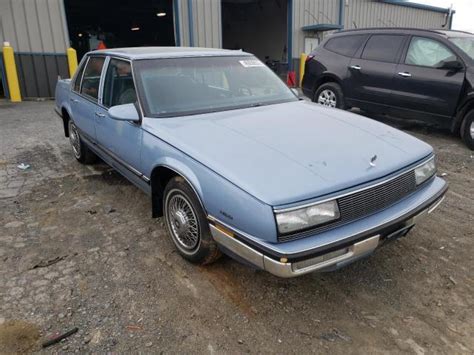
324;35;367;57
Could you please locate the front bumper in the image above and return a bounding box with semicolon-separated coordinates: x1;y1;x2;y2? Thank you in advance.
209;177;447;278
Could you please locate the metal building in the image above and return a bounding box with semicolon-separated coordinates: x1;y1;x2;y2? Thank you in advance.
0;0;454;99
0;0;70;98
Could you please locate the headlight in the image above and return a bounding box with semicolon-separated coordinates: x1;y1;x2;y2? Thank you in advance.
414;157;436;185
275;200;340;234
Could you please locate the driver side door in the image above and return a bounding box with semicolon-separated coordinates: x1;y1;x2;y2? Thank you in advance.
95;57;143;177
391;36;465;121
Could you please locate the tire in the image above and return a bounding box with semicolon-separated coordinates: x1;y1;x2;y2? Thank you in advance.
163;176;221;265
313;82;346;109
461;109;474;150
68;119;97;164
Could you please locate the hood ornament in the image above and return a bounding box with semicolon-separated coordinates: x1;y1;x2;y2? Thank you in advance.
369;154;377;167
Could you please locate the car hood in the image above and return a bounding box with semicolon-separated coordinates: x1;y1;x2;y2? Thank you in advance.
142;101;432;206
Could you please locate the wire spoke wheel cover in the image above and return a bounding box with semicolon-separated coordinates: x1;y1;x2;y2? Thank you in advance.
167;192;200;251
69;121;81;159
318;89;337;108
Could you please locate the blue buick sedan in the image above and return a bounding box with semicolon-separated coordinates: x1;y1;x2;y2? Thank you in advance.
55;47;447;277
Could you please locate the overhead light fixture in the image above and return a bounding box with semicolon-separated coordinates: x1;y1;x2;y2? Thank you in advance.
78;33;83;37
157;12;166;17
131;27;140;31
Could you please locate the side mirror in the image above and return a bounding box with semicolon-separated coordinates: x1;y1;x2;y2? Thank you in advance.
440;59;463;71
108;103;140;122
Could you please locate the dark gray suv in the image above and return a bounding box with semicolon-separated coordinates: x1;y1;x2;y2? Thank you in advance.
302;28;474;150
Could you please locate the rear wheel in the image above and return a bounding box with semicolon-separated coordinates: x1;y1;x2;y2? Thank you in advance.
313;82;345;109
68;120;97;164
163;177;221;265
461;109;474;150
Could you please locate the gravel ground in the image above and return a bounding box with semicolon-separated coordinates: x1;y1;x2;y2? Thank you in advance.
0;100;473;353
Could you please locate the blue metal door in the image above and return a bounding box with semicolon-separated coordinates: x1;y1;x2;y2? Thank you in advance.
95;57;143;173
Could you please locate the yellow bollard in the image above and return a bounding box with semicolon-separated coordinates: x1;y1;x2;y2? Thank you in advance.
299;53;307;87
2;42;21;102
67;48;78;78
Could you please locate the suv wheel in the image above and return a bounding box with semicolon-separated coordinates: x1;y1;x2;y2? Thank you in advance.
68;120;97;164
163;176;221;265
461;109;474;150
314;82;345;109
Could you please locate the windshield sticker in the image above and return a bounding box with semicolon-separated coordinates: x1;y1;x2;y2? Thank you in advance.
239;60;265;68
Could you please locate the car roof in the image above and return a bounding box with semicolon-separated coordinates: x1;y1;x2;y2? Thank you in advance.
333;27;473;38
86;47;253;60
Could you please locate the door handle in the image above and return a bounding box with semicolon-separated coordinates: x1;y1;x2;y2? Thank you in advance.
350;65;361;70
70;98;79;103
398;72;412;78
95;112;106;118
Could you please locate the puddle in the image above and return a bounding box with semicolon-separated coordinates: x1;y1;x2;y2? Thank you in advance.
0;320;40;353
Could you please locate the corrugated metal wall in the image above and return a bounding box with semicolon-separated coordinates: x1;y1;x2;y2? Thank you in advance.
177;0;222;48
175;0;190;47
291;0;448;59
0;0;69;53
192;0;221;48
0;0;70;98
292;0;339;58
344;0;447;30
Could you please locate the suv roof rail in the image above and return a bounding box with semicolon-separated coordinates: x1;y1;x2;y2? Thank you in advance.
334;27;473;35
336;27;466;36
431;29;474;35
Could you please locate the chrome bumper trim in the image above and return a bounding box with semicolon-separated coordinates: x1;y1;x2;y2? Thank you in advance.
209;194;445;278
210;224;265;269
413;196;445;223
263;235;379;277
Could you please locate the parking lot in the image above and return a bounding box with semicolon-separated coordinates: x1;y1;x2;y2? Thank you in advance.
0;100;473;353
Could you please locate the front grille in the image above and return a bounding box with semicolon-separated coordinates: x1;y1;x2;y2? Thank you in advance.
277;170;417;243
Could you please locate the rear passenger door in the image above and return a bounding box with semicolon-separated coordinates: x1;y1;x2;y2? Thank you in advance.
346;34;407;108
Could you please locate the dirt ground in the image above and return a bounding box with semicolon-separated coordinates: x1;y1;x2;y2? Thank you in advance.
0;100;472;353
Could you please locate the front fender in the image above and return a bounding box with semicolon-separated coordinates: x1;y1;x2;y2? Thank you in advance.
150;156;205;207
141;130;278;243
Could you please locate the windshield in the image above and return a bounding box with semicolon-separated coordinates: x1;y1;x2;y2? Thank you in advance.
449;37;474;60
133;56;297;117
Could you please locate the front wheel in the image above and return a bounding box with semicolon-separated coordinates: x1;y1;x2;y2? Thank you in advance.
163;177;221;265
313;82;345;109
461;109;474;150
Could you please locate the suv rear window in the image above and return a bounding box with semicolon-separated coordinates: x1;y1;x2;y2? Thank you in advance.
361;35;405;63
325;35;367;57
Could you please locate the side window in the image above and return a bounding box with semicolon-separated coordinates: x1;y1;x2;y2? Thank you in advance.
325;35;367;57
80;57;105;101
405;37;456;68
361;35;405;63
72;59;87;92
103;59;137;108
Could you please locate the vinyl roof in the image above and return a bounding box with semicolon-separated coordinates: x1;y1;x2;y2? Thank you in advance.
87;47;253;60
